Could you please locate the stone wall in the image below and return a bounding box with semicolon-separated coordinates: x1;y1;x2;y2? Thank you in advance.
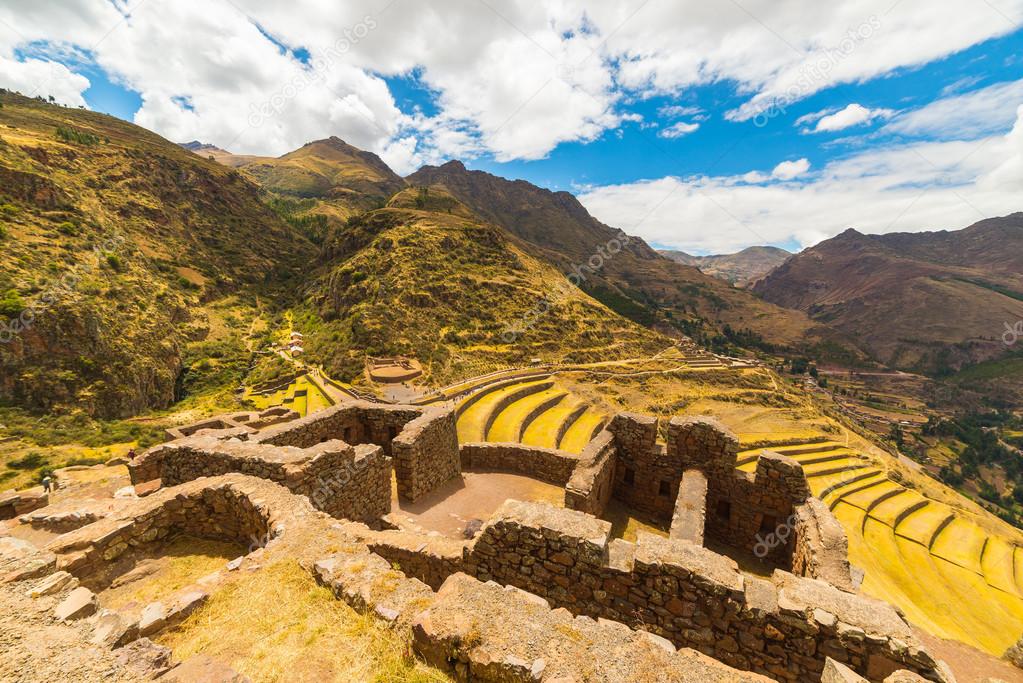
670;469;707;544
255;401;460;501
460;442;580;485
455;500;948;683
564;430;617;515
164;406;297;441
792;497;855;592
390;406;461;501
0;488;48;520
129;435;391;524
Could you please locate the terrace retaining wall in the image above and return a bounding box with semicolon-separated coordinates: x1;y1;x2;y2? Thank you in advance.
459;442;579;485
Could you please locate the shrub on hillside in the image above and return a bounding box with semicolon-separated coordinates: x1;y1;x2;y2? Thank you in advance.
55;126;101;145
0;289;25;318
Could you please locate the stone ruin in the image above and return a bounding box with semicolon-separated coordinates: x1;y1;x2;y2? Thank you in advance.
0;401;962;682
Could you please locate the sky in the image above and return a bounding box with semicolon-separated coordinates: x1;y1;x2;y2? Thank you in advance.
1;1;1021;255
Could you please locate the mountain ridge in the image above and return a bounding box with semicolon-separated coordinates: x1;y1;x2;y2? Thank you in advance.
753;215;1023;373
658;245;791;287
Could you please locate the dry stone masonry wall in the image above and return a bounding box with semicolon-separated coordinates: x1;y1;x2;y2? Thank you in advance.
254;401;460;501
457;500;948;683
129;435;391;524
460;442;581;485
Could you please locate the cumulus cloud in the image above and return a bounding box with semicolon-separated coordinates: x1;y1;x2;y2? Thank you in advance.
800;103;893;132
659;121;700;138
1;0;1021;170
772;158;811;179
579;107;1023;253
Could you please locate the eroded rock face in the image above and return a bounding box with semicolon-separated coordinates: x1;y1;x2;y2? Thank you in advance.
1006;634;1023;669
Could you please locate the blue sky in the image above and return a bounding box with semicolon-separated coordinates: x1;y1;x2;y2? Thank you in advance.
1;1;1021;254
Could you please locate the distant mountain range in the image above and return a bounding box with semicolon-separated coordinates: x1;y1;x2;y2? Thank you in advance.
753;217;1023;374
657;246;791;287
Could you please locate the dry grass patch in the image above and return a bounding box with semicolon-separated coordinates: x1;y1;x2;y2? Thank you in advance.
158;559;450;683
101;536;239;610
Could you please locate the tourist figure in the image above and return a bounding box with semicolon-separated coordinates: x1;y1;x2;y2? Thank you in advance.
128;448;137;460
41;475;52;493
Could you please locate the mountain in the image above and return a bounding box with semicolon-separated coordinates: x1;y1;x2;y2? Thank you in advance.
179;140;229;156
213;137;406;218
753;217;1023;374
0;92;316;417
294;185;668;383
406;161;841;354
658;246;791;287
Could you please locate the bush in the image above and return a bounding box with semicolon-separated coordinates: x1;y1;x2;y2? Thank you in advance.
105;253;123;271
0;289;25;318
57;221;79;236
55;126;101;145
7;451;45;470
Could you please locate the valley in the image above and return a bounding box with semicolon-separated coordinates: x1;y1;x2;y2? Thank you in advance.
2;89;1023;682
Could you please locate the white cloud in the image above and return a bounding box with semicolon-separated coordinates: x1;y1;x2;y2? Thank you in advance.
883;78;1023;140
772;158;811;179
659;121;700;138
659;104;704;119
1;0;1020;168
805;103;893;132
579;107;1023;253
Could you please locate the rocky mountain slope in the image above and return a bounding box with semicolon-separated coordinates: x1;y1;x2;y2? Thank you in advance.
0;92;316;417
753;217;1023;374
195;137;406;220
294;185;667;384
406;162;842;355
658;246;791;287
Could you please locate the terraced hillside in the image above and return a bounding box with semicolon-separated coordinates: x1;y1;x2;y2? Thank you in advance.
739;438;1023;655
454;375;608;453
451;350;734;453
244;373;334;418
294;187;668;385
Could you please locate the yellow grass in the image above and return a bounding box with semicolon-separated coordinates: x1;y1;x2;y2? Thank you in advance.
102;536;240;610
521;399;586;449
455;379;549;442
159;560;450;683
486;389;566;442
558;410;606;454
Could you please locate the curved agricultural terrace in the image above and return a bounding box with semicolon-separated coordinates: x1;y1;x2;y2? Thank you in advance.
451;371;1023;657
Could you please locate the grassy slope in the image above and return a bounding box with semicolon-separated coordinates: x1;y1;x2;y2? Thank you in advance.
0;93;315;418
296;187;668;384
